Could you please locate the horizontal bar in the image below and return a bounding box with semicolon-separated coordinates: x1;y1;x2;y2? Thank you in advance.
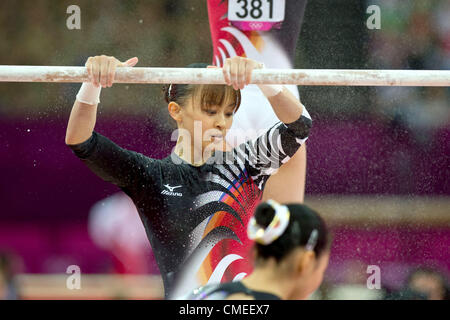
0;66;449;86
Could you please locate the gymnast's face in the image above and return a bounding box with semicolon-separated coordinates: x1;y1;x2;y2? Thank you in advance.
169;85;240;153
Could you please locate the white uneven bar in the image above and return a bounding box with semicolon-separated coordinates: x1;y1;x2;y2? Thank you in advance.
0;66;449;86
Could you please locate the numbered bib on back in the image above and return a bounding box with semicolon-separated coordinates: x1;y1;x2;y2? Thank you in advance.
228;0;286;31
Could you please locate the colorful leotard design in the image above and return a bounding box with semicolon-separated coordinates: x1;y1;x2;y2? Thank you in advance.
68;112;311;299
208;0;308;145
183;281;281;300
208;0;307;68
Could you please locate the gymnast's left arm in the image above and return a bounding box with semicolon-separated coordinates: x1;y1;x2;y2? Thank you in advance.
260;85;308;125
222;56;307;125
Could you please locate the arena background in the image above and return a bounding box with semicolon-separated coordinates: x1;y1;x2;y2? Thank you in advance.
0;0;448;299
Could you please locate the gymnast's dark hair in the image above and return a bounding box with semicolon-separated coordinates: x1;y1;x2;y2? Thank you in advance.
162;63;241;112
253;202;330;263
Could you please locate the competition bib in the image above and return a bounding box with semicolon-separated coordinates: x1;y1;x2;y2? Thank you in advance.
228;0;286;31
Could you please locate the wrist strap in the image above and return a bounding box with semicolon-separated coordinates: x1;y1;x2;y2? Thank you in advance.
256;63;284;97
76;82;102;105
258;84;284;97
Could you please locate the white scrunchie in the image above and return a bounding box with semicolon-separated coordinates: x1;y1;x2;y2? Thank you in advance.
247;199;290;245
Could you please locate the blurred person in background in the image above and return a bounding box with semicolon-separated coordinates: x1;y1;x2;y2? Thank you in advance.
0;251;20;300
384;267;449;300
184;200;331;300
370;0;450;143
88;192;157;274
406;267;449;300
325;260;385;300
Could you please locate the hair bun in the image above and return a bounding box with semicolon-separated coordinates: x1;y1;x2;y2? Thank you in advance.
254;202;276;228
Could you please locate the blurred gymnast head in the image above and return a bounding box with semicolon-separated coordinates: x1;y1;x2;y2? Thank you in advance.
186;200;331;300
244;200;331;300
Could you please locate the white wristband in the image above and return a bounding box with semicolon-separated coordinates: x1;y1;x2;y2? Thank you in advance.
256;62;284;97
258;84;284;97
76;82;102;105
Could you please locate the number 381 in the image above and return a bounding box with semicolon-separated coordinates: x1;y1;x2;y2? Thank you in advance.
235;0;274;20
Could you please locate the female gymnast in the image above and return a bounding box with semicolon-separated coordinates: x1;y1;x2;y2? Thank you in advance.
185;200;331;300
207;0;309;203
65;55;312;299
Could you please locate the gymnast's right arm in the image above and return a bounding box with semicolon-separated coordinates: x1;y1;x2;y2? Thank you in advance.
65;55;138;145
64;55;151;191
